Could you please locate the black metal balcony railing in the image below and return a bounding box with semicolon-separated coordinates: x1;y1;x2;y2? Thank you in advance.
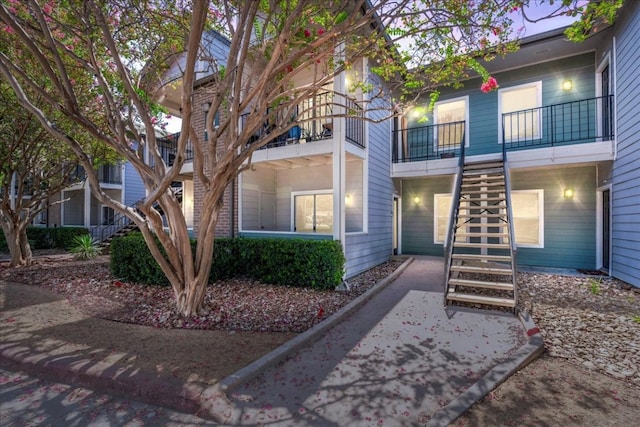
392;121;466;162
502;95;614;149
241;92;365;150
392;95;614;164
157;132;193;166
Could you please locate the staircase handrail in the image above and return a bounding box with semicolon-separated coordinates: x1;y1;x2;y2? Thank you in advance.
443;139;466;305
502;145;518;308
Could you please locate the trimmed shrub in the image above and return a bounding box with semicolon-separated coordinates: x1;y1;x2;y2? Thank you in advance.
110;234;345;290
0;226;88;251
110;233;170;285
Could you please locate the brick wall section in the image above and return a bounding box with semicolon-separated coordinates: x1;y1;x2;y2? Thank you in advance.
192;81;238;238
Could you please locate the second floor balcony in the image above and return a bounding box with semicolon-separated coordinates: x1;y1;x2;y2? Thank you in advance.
241;92;365;151
72;163;123;185
392;95;615;164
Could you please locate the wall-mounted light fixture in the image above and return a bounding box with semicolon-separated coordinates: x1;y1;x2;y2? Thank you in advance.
345;194;351;205
563;188;574;199
413;196;421;205
562;80;573;91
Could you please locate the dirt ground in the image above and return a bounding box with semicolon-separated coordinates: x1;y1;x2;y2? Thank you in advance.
454;352;640;426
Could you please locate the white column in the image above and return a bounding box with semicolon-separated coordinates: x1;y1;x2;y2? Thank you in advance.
332;49;346;250
84;181;91;227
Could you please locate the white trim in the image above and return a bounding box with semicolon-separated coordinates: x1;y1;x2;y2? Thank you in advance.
433;95;470;149
596;52;612;141
433;193;452;244
290;189;333;234
595;184;612;273
510;189;544;248
498;81;543;144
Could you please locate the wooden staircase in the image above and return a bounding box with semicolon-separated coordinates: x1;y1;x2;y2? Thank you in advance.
444;159;518;311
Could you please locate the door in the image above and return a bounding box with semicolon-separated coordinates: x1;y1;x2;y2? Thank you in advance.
392;196;399;255
602;189;610;270
259;192;276;230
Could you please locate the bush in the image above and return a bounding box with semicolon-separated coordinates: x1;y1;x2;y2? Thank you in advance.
110;233;170;286
70;235;101;260
110;234;345;290
0;226;88;251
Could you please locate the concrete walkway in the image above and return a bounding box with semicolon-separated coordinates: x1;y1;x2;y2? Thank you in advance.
1;256;543;426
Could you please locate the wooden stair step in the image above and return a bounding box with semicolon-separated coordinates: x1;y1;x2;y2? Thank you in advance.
458;213;507;219
460;197;506;203
463;175;505;183
464;161;504;169
462;182;505;188
460;189;506;195
446;292;516;308
451;254;513;262
453;242;511;249
450;265;513;275
448;278;514;291
456;232;509;237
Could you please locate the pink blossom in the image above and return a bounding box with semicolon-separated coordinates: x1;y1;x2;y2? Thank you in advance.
318;28;325;36
481;76;498;93
304;29;311;37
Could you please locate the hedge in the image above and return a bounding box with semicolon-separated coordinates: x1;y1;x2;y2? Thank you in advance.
0;226;88;252
110;233;345;290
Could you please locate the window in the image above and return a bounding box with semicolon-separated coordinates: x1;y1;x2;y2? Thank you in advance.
510;190;544;247
434;97;467;149
293;191;333;233
434;193;452;244
500;82;542;143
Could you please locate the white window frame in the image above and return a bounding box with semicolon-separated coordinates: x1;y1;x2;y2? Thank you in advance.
508;189;544;248
290;189;333;234
498;81;542;144
433;193;453;244
433;96;469;149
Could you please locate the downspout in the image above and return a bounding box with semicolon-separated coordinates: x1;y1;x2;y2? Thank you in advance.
612;36;618;160
230;179;235;238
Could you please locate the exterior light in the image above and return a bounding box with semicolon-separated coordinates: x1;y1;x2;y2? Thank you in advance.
562;80;573;91
345;194;351;205
564;188;574;199
202;102;211;113
413;196;420;204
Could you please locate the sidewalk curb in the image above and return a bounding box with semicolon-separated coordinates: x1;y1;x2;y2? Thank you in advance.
218;256;414;392
426;310;544;427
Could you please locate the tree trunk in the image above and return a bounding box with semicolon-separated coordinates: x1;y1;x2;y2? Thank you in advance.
2;224;32;267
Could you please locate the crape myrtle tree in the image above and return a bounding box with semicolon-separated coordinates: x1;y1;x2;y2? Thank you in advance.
0;79;116;267
0;0;621;315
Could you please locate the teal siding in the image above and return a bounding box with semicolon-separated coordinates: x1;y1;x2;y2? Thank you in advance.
401;166;597;269
401;176;454;256
408;53;596;157
511;166;597;269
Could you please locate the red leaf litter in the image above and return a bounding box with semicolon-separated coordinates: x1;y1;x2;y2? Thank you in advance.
1;254;404;333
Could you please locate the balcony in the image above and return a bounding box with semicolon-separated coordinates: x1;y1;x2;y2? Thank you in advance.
502;95;614;149
392;95;614;164
71;163;122;185
392;121;466;163
241;92;365;150
157;132;193;166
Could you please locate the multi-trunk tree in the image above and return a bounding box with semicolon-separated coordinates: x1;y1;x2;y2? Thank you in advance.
0;0;621;315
